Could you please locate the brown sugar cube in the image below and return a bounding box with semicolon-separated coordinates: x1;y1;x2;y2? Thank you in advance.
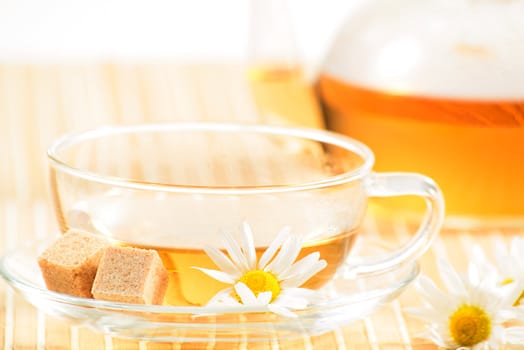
91;246;169;305
37;230;110;298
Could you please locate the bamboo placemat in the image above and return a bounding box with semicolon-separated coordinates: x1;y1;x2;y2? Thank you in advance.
0;63;521;349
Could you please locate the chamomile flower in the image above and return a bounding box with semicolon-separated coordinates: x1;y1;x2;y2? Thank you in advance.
470;238;524;307
492;237;524;306
407;259;524;349
194;222;327;317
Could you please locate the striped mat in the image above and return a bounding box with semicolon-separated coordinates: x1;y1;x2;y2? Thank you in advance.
0;63;521;349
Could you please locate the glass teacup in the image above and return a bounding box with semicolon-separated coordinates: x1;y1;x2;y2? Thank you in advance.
47;123;444;306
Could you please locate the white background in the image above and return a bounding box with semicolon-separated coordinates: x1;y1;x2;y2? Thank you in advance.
0;0;360;67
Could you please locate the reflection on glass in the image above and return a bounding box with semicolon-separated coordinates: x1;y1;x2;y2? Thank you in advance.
246;0;324;129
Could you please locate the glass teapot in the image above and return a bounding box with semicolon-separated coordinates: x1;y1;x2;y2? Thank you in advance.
316;0;524;221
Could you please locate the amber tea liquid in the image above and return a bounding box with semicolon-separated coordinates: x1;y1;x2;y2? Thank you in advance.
118;229;357;306
58;189;364;306
248;65;324;129
317;75;524;218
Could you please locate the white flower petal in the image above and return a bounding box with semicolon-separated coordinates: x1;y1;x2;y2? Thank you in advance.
505;327;524;344
496;309;519;323
477;265;499;292
275;287;321;308
471;244;489;264
489;325;506;345
414;276;451;312
494;239;510;266
280;259;327;288
222;231;250;273
234;282;257;305
206;287;236;306
256;291;273;305
515;238;524;256
259;226;291;269
240;222;257;269
193;267;236;284
415;326;452;349
468;262;482;287
437;258;467;295
424;328;451;348
268;304;297;318
274;294;309;310
279;251;321;280
203;245;241;278
265;235;303;275
468;287;489;309
509;237;522;258
501;281;524;309
279;287;324;302
280;299;309;311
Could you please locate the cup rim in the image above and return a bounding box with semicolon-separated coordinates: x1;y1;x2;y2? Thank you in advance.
47;122;375;195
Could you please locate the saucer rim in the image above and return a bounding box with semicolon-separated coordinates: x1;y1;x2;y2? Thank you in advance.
0;237;419;339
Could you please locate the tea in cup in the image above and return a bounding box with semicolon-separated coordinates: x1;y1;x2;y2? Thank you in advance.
48;123;444;305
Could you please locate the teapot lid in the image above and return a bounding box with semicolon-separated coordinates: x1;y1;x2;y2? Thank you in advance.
322;0;524;99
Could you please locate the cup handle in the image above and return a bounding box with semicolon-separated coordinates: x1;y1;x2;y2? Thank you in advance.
347;172;445;275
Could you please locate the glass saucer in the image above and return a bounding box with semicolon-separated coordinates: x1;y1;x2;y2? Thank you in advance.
0;237;418;343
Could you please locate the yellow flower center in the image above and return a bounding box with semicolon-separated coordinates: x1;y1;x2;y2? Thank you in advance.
237;270;281;302
448;304;492;347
